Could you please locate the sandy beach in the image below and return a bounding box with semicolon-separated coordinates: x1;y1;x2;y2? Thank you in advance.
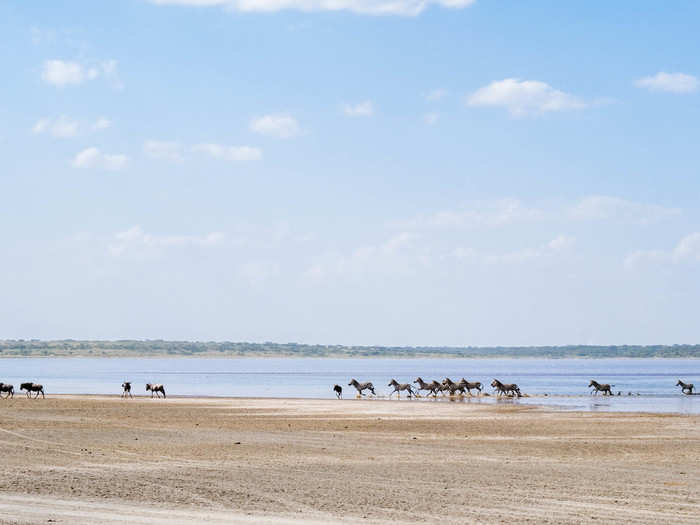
0;395;698;524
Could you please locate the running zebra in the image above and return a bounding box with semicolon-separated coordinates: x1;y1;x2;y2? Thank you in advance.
491;379;521;398
676;379;694;395
588;380;613;396
348;379;376;396
387;379;417;398
413;377;441;397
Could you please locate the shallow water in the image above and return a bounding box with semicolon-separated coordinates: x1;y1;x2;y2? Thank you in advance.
0;357;698;414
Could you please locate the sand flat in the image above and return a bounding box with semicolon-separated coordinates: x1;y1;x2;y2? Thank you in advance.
0;395;698;524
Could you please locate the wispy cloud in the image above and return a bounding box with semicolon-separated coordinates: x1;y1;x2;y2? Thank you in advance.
571;195;681;224
33;116;111;138
146;0;475;16
625;232;700;268
423;112;440;125
109;225;225;256
143;140;184;162
343;100;374;117
635;72;699;94
250;114;300;138
72;147;128;171
42;59;121;88
425;88;447;101
192;143;262;161
467;78;587;116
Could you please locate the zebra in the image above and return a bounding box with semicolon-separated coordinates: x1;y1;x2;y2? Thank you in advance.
146;383;166;398
442;377;466;396
491;379;521;398
121;381;133;398
20;382;45;399
387;379;417;398
333;384;343;399
459;378;482;396
588;380;613;396
413;377;441;397
348;379;376;396
676;379;694;395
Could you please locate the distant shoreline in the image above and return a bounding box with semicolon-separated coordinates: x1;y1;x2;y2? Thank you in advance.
1;340;699;359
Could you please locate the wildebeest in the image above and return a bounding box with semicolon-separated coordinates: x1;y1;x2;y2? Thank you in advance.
588;380;613;396
146;383;166;398
676;379;695;395
121;381;133;398
459;378;482;396
333;384;343;399
387;379;417;398
0;383;14;399
20;382;45;398
491;379;521;398
348;379;376;396
413;377;441;397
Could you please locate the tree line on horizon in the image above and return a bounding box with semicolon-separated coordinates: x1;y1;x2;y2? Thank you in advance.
0;340;698;358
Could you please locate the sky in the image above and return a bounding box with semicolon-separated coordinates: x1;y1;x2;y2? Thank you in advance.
1;1;699;346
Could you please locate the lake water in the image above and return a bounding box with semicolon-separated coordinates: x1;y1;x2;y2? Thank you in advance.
1;357;699;414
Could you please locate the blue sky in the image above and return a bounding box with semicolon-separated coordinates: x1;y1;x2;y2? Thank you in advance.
1;1;699;345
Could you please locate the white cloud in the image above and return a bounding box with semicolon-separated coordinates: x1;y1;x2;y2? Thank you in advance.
93;117;112;130
143;140;184;162
32;116;79;138
343;100;374;117
625;233;700;269
72;147;128;171
250;114;300;138
405;199;545;230
673;232;700;262
467;78;587;116
192;143;262;161
483;235;575;264
109;225;225;256
635;72;699;94
33;116;111;138
41;59;121;88
571;195;680;224
425;88;447;101
147;0;475;16
547;234;575;252
423;112;439;125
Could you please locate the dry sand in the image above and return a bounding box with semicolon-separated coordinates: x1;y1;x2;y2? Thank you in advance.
0;395;698;524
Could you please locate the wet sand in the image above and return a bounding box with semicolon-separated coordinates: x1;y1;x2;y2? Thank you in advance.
0;395;698;524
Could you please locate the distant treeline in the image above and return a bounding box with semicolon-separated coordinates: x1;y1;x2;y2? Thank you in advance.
0;340;699;358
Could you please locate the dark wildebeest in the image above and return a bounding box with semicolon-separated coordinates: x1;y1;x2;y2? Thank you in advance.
348;379;375;396
491;379;521;398
387;379;417;398
333;384;343;399
0;383;14;399
414;377;441;397
459;378;482;396
676;380;695;395
121;381;133;398
146;383;166;398
589;380;613;396
20;382;45;399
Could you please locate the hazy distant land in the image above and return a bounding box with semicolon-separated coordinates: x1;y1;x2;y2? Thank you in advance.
0;340;698;358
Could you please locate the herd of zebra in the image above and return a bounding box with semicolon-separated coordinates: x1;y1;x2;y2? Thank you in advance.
0;378;695;400
332;378;697;399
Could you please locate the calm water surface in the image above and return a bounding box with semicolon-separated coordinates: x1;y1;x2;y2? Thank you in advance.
1;358;698;414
